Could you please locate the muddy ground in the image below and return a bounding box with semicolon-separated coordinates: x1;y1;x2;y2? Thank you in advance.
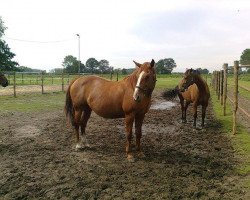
0;91;248;199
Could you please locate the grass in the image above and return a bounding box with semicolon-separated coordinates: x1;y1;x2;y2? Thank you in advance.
227;77;250;100
0;92;65;112
211;89;250;178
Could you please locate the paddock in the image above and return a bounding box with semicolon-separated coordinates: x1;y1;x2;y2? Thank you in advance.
0;90;248;199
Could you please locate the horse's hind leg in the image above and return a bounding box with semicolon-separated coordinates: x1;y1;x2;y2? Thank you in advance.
73;109;83;150
80;106;92;147
201;105;207;127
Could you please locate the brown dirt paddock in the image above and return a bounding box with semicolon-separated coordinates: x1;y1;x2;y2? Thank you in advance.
0;91;248;199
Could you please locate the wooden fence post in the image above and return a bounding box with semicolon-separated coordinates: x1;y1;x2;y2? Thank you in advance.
216;71;219;93
110;71;113;80
217;71;221;100
223;63;228;116
41;72;44;94
233;61;239;134
220;70;224;105
13;72;16;97
62;72;64;92
213;71;216;88
116;71;118;81
215;71;218;92
22;73;24;84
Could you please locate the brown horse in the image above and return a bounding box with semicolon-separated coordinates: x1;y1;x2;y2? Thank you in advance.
0;72;8;87
163;69;210;128
65;59;156;162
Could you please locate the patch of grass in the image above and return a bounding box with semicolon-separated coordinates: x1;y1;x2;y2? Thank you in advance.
156;77;180;89
0;92;65;112
211;89;250;177
228;78;250;100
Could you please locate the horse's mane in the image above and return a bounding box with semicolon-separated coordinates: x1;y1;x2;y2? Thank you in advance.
184;68;200;75
185;68;209;94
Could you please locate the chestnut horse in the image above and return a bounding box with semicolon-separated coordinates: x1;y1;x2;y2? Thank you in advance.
0;72;8;87
65;60;156;162
163;69;210;127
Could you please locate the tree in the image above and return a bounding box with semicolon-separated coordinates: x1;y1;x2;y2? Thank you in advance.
196;68;209;74
0;17;19;71
155;58;176;74
19;66;42;72
62;55;80;73
98;59;110;73
240;49;250;65
121;68;128;75
0;16;6;38
86;58;99;74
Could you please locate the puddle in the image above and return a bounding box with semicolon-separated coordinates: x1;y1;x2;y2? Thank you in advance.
15;125;41;138
151;101;176;110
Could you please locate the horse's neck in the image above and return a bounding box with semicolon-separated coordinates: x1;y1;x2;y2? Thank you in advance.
123;69;138;88
194;76;207;93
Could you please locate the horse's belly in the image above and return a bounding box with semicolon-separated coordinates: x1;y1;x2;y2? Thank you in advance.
93;109;125;119
89;101;125;119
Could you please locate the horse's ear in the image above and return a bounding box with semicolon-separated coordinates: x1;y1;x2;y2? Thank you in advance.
133;61;142;68
150;59;155;68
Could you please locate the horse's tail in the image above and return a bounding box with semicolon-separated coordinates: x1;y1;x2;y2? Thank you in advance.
65;79;77;126
162;86;179;100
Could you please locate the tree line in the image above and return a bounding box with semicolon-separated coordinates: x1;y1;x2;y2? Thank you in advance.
58;56;179;74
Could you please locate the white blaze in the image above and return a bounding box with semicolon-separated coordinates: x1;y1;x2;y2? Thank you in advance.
133;71;145;101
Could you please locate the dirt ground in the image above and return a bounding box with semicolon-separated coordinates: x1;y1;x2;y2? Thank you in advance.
0;91;249;199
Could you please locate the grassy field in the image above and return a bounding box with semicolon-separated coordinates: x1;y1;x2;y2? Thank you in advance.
211;89;250;188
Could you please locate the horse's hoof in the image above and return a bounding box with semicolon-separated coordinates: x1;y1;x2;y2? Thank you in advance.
137;152;146;158
75;143;84;151
85;143;91;148
127;155;135;162
181;119;187;123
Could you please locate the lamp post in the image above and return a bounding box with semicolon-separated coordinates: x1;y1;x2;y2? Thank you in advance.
76;34;81;74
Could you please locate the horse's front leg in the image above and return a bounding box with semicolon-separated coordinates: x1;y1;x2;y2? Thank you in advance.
184;101;190;123
135;114;145;158
192;103;198;127
125;114;135;162
180;98;185;123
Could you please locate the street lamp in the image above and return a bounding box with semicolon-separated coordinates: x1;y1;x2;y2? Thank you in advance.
76;34;81;74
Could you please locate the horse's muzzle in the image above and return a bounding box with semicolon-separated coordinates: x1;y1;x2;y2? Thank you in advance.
2;81;8;87
133;95;140;102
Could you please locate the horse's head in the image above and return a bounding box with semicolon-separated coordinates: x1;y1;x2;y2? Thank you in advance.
0;72;8;87
133;59;156;102
179;68;200;92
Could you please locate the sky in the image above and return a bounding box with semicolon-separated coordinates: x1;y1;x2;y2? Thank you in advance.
0;0;250;72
